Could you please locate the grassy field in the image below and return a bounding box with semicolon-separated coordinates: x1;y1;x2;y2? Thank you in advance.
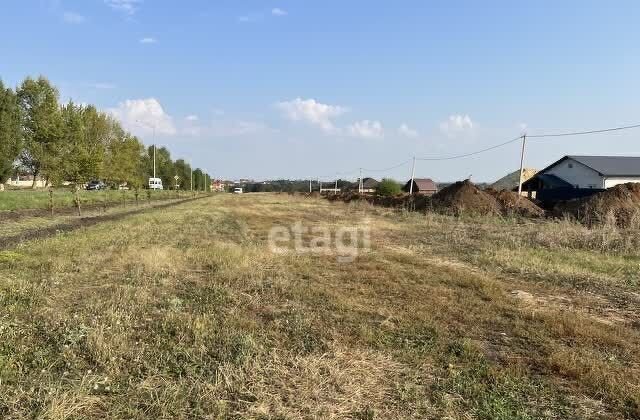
0;194;638;419
0;189;185;211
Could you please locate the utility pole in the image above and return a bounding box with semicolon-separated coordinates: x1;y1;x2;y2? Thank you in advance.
152;131;156;179
309;179;312;193
517;134;527;197
190;166;193;192
359;168;363;194
409;156;416;195
135;120;156;179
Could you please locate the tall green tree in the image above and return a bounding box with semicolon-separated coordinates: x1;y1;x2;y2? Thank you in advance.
0;81;22;190
57;102;102;185
191;169;211;192
105;131;145;189
17;76;62;187
155;146;174;188
173;159;192;190
193;168;204;191
80;105;109;177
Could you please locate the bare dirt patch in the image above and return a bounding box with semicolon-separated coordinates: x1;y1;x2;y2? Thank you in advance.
486;189;545;218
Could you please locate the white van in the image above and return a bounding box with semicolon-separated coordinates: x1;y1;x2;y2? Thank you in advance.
148;178;164;190
233;187;243;194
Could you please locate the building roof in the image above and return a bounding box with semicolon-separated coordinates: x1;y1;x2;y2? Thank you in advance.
543;155;640;177
361;177;379;188
410;178;437;191
520;173;573;190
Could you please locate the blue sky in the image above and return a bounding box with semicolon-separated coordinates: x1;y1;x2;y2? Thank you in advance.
2;1;640;182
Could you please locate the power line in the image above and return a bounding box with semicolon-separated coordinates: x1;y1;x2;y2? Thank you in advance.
315;169;360;181
416;136;524;161
308;121;640;180
362;159;411;172
527;123;640;138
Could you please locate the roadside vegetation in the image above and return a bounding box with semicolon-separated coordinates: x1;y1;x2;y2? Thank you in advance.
0;75;211;195
0;194;638;418
0;189;182;212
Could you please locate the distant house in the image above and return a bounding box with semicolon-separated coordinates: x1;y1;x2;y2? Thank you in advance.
210;179;226;192
319;182;341;194
403;178;438;196
520;155;640;203
360;177;379;193
4;175;48;189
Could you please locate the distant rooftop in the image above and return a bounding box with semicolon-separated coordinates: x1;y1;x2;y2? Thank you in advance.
567;155;640;176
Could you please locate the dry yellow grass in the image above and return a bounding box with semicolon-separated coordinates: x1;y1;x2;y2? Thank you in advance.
0;193;638;419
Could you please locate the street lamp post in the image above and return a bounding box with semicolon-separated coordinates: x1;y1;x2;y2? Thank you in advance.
135;120;157;179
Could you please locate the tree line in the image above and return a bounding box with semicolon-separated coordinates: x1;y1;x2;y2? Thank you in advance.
241;178;406;196
0;76;211;191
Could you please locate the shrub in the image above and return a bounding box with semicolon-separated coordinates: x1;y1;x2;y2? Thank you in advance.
376;178;402;197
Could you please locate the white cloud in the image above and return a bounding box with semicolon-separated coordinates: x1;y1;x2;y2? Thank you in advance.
347;120;384;139
105;0;141;16
440;114;474;137
185;115;199;121
276;98;347;133
272;8;287;16
108;98;176;136
398;123;418;138
139;37;157;44
63;12;86;24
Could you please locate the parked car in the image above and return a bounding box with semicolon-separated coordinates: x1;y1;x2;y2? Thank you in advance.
86;180;106;190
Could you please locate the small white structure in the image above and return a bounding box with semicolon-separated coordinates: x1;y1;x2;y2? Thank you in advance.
4;176;48;189
233;187;243;194
536;156;640;189
148;177;164;190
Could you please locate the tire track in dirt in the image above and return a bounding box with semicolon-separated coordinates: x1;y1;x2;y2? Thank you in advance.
0;196;208;251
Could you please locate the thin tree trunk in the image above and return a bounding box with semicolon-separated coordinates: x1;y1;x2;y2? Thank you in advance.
74;186;82;217
31;170;39;189
49;188;54;217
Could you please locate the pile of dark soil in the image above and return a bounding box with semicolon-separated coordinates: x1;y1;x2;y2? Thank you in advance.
431;180;502;216
486;189;545;218
319;180;547;219
553;183;640;227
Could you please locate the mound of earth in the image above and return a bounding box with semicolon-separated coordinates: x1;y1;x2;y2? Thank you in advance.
486;189;545;218
431;180;501;216
490;168;537;191
554;182;640;227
